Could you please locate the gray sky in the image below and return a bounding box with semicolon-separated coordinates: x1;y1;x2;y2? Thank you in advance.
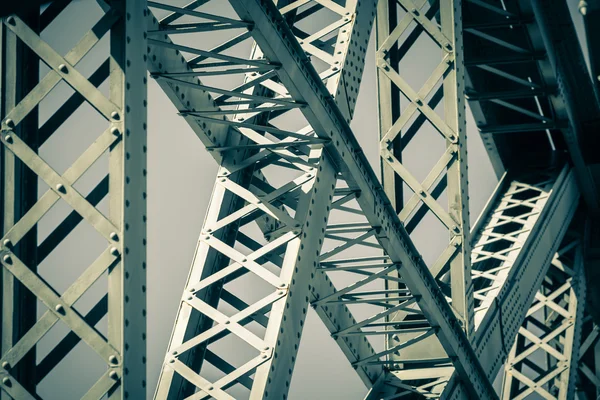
25;0;593;398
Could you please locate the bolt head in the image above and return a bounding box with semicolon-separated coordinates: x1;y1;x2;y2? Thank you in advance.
262;354;268;359
109;232;119;241
1;362;9;370
4;134;12;144
54;304;65;314
110;247;120;256
111;111;120;121
2;255;11;264
109;370;119;380
55;183;66;193
58;64;68;73
2;239;12;248
109;355;118;364
4;119;14;128
110;127;120;136
6;16;15;25
2;377;10;386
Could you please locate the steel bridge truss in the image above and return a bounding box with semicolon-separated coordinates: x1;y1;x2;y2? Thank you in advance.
1;0;147;398
1;0;599;399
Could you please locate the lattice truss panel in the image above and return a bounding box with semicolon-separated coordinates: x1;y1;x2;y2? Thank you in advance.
375;0;472;345
365;167;579;399
147;0;380;398
501;232;586;400
471;172;555;327
146;0;497;399
0;0;146;399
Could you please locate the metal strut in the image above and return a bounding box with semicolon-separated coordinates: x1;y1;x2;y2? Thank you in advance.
0;0;147;398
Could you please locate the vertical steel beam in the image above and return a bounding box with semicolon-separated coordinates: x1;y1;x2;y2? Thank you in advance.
0;1;147;397
108;1;148;398
0;8;39;397
375;0;471;385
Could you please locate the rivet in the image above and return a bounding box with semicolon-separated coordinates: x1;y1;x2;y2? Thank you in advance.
279;283;286;288
264;347;270;351
111;111;120;120
208;386;213;391
2;255;11;264
172;351;178;355
415;98;422;105
110;232;119;241
187;296;193;301
110;127;121;136
55;304;65;314
6;16;15;25
242;258;247;262
262;354;268;359
109;371;119;380
109;355;118;364
278;291;284;295
110;247;120;256
383;65;390;71
411;8;419;14
445;43;453;50
1;362;9;370
2;377;10;386
58;64;68;73
169;359;175;363
4;119;14;128
2;239;12;248
225;320;230;325
419;190;426;196
4;134;12;144
55;183;66;193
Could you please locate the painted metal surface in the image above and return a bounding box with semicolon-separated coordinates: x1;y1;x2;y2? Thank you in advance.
0;0;597;399
0;1;147;398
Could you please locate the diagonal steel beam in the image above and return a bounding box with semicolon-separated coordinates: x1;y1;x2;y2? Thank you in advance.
223;1;497;398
